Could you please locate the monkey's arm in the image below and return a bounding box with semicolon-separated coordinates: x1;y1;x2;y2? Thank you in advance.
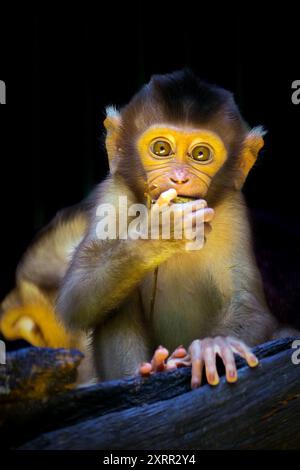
57;186;213;331
217;286;300;343
57;235;180;331
209;202;277;344
211;284;277;345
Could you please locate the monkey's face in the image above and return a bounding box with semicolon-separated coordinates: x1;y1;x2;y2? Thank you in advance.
137;125;227;201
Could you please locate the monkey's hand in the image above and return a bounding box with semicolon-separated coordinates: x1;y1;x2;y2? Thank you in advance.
149;189;214;245
139;337;259;389
139;345;190;376
188;337;259;389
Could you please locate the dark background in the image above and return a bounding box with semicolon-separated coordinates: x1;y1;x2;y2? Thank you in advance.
0;6;299;328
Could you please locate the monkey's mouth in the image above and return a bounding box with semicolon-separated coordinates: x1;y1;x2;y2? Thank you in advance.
150;195;198;205
172;195;197;204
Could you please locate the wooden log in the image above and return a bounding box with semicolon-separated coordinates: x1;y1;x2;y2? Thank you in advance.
18;337;300;450
0;337;293;448
0;347;83;403
0;346;83;449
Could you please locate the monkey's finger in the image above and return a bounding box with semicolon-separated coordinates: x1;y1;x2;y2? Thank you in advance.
139;362;152;376
167;354;191;369
166;358;191;371
167;346;191;369
214;338;238;383
203;208;214;222
170;345;188;359
190;358;204;389
188;208;214;227
189;340;204;389
203;339;219;386
151;346;169;372
228;337;259;368
183;208;214;233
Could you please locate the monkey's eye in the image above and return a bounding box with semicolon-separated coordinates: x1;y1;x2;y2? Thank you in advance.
190;145;212;163
151;140;173;157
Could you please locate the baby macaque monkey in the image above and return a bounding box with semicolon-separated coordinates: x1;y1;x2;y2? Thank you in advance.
57;69;282;389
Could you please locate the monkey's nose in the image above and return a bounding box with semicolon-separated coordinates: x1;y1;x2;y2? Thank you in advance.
170;177;190;184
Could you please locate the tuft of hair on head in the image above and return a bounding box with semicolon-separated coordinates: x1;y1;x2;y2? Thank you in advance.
105;105;120;120
120;69;247;144
148;69;235;121
248;125;267;138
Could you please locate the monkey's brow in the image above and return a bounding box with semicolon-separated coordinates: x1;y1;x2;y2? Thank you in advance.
143;123;217;135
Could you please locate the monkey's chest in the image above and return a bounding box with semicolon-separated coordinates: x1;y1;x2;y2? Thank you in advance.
140;253;223;351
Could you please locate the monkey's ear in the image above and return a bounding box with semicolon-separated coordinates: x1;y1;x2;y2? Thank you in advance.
104;106;122;174
234;126;266;190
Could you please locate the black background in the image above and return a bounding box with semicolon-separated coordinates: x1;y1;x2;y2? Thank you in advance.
0;6;299;326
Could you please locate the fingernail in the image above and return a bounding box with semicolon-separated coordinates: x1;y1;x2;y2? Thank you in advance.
249;355;259;367
155;346;169;356
227;370;237;382
209;374;219;386
174;347;187;358
140;363;152;375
